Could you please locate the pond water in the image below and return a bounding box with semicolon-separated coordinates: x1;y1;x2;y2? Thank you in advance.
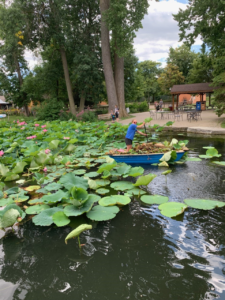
1;134;225;300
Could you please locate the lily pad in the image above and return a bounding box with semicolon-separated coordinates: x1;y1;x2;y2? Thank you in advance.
99;195;131;206
59;173;88;190
73;169;86;175
127;167;144;177
95;179;110;187
97;162;117;174
110;181;134;191
32;207;63;226
85;172;99;178
0;197;14;207
115;164;131;176
64;199;95;217
24;185;41;192
184;199;225;210
141;195;169;205
25;204;50;215
158;161;169;167
161;170;172;175
212;161;225;166
133;174;156;186
65;224;92;244
70;187;88;207
52;211;70;227
96;188;109;195
87;194;101;203
86;205;120;221
125;188;146;196
158;202;188;218
45;182;62;191
41;190;68;204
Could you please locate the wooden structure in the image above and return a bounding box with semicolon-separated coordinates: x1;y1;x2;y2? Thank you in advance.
171;83;214;110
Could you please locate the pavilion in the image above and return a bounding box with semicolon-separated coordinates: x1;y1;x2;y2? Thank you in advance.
171;83;214;110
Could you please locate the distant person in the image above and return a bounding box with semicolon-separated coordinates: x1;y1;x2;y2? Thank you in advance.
111;110;116;122
115;105;119;121
125;119;147;151
156;102;160;111
159;99;163;109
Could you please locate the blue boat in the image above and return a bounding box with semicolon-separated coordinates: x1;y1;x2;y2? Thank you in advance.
110;151;185;164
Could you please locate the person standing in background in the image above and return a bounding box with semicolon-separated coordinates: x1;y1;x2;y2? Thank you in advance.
115;105;119;121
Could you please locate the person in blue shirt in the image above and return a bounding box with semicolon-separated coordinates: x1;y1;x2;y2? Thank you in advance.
125;119;147;151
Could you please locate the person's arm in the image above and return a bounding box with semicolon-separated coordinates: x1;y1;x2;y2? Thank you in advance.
137;130;147;136
137;122;145;129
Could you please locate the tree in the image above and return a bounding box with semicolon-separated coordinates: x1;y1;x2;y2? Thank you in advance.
187;45;213;84
137;60;162;102
173;0;225;115
167;44;198;80
157;64;185;95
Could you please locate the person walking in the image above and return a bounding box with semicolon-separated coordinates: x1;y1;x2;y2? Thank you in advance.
115;105;119;121
125;119;147;151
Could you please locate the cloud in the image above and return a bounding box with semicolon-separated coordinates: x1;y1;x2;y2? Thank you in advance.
24;49;42;70
133;0;202;66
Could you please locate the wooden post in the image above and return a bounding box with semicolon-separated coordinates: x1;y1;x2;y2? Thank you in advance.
172;94;174;111
176;94;179;110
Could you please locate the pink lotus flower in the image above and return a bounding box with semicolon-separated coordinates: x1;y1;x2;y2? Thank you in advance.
43;129;48;132
63;137;70;140
41;125;46;128
35;124;40;127
19;121;26;126
21;126;25;130
45;149;51;154
17;120;19;123
26;135;36;140
43;167;47;172
75;130;79;133
0;150;4;157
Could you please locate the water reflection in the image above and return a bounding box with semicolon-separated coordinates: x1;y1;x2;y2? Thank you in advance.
0;134;225;299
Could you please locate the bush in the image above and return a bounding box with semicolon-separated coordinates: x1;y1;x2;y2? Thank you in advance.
126;101;148;113
81;111;97;122
36;98;64;121
59;111;77;121
138;101;149;112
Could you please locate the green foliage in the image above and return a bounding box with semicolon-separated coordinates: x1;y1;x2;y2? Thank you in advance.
158;202;188;218
65;224;92;244
184;199;225;210
37;99;64;121
80;111;98;122
86;205;120;221
141;195;169;205
126;101;148;113
99;195;131;206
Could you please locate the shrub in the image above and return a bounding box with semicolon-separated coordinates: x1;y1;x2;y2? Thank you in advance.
36;98;64;121
138;101;148;112
126;101;148;113
81;111;97;122
59;111;77;121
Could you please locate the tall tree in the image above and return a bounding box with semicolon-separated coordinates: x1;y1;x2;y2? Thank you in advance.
167;44;198;80
174;0;225;116
157;64;185;95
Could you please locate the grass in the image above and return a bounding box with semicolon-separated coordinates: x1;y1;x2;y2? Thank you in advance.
0;115;36;123
221;121;225;128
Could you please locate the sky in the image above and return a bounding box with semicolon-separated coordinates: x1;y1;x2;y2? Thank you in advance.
133;0;202;67
26;0;203;69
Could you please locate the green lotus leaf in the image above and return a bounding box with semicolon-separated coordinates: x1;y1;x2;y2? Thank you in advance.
5;187;19;195
159;151;172;162
49;140;60;150
97;162;117;174
95;179;110;187
0;197;14;207
41;190;68;204
158;202;188;218
128;167;144;177
95;158;107;163
212;161;225;166
0;208;20;229
12;161;27;174
28;198;45;205
116;164;131;176
32;207;63;226
133;174;156;186
45;182;62;191
158;161;169;167
73;169;86;175
35;188;48;194
203;146;215;149
101;170;111;179
199;155;213;159
110;181;133;191
25;204;50;215
85;171;99;178
86;205;120;221
59;173;88;190
206;148;221;157
184;199;225;210
125;188;146;196
65;224;92;244
52;211;70;227
99;195;131;206
70;187;88;206
4;174;20;182
96;188;109;195
141;195;169;205
87;178;99;190
65;144;76;153
0;182;5;191
161;170;172;176
24;185;40;192
87;194;101;203
64;199;95;217
186;157;202;162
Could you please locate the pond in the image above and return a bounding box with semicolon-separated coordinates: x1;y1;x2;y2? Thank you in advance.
1;133;225;300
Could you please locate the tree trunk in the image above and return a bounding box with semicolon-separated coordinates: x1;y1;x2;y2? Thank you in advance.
100;0;118;112
79;92;85;112
114;51;128;118
60;47;76;115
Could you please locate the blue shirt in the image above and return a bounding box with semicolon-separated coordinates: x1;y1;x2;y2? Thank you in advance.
125;124;137;140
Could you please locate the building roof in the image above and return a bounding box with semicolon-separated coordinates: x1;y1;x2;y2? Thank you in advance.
171;83;214;94
0;96;9;104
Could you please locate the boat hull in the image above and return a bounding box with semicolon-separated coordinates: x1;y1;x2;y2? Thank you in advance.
110;151;185;164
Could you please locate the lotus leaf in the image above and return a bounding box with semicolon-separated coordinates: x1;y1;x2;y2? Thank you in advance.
87;178;99;190
4;174;20;182
110;181;134;191
70;187;88;206
199;155;212;159
65;144;76;152
206;148;221;157
64;199;95;217
158;202;188;218
161;170;172;175
45;182;62;191
73;169;86;175
96;188;109;195
0;182;5;191
0;197;14;207
59;173;88;190
32;207;63;226
49;140;60;150
133;174;156;186
25;204;50;215
141;195;169;205
125;188;146;196
87;194;101;203
52;211;70;227
184;199;225;210
97;162;117;174
35;188;48;194
85;171;99;178
158;161;169;167
65;224;92;244
101;170;111;179
115;164;131;176
169;138;178;146
12;162;27;174
127;167;144;177
212;161;225;166
0;164;9;177
0;209;20;229
186;157;202;162
41;190;68;204
203;146;214;149
5;187;19;195
28;199;45;205
24;185;41;192
95;179;110;187
86;205;120;221
99;195;131;206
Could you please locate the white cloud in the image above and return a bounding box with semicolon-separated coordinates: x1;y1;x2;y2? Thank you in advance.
133;0;202;66
25;49;42;70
